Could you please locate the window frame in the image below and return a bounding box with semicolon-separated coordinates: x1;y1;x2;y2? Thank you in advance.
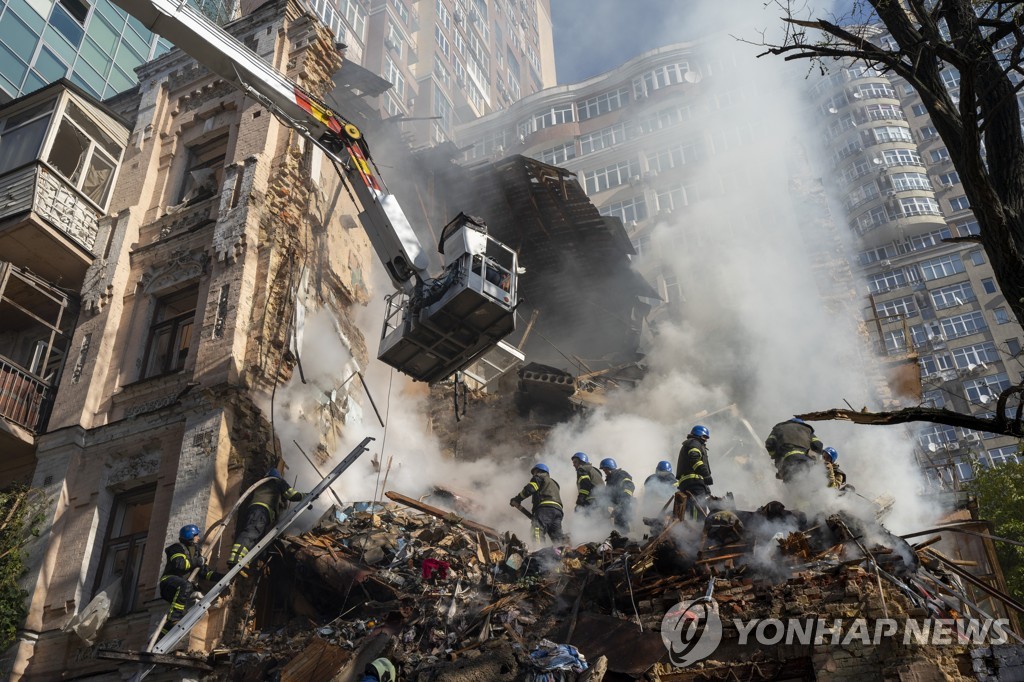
140;285;199;380
91;484;156;615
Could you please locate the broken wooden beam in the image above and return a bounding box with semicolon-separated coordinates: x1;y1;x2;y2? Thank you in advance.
95;649;214;671
384;491;502;539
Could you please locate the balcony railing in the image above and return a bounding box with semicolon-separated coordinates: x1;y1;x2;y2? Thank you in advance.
0;162;102;254
0;358;53;434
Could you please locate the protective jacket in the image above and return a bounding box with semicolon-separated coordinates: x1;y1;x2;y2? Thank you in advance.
574;462;604;507
765;421;823;465
604;468;635;503
827;462;848;489
512;471;563;513
676;437;712;492
161;541;219;582
250;477;303;522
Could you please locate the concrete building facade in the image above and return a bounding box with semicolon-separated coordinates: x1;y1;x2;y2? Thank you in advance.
0;1;374;677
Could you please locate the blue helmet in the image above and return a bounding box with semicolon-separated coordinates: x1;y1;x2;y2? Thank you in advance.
789;417;806;425
656;460;673;473
179;524;201;543
599;458;617;470
690;425;710;439
267;468;282;479
532;463;550;474
571;452;589;464
824;447;838;463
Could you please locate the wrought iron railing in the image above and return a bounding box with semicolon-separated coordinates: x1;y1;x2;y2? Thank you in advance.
0;358;53;434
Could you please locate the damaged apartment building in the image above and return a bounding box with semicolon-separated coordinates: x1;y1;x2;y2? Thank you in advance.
0;1;378;677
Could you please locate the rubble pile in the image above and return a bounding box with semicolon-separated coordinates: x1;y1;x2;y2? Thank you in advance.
205;491;993;681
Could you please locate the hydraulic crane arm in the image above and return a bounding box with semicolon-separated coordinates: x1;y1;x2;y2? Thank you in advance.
110;0;428;291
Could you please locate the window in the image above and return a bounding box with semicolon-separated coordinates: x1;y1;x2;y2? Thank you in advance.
637;105;692;134
858;245;894;266
538;142;575;165
881;148;923;166
600;196;648;224
865;103;904;121
516;104;575;137
579;122;631;155
954;218;979;236
873;125;913;143
853;83;896;99
656;186;687;212
919;125;938;139
994;307;1011;324
646;138;704;171
911;103;928;116
919;254;965;281
937;171;960;186
889;172;931;191
930;147;950;162
1007;338;1021;356
867;269;908;294
435;24;450;59
434;57;452;89
905;227;952;252
386;22;404;58
981;278;997;294
964;372;1010;403
931;281;975;309
899;196;940;216
921;389;946;409
44;100;122;207
988;446;1020;467
968;250;985;266
433;84;452;134
940;310;987;339
633;62;690;96
384;56;405;100
951;342;999;369
142;286;198;379
919;424;958;449
176;134;227;205
583;159;640;195
60;0;91;24
93;485;154;614
436;0;451;29
919;353;954;375
941;68;961;90
0;99;55;175
875;296;917;321
949;195;970;211
884;329;907;354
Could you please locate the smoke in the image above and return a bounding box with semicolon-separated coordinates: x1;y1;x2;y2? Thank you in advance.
269;0;939;543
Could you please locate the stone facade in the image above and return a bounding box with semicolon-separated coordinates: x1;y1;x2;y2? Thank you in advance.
5;2;373;678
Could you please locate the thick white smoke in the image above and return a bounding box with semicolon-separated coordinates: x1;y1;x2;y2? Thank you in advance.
269;0;938;543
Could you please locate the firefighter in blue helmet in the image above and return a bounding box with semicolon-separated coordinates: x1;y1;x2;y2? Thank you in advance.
823;447;849;490
570;452;604;512
765;417;824;483
644;460;677;488
360;658;397;682
159;524;224;637
510;463;564;543
600;458;635;533
676;425;713;520
228;467;305;568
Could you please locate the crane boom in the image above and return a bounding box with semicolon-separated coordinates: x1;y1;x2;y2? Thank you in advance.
111;0;520;383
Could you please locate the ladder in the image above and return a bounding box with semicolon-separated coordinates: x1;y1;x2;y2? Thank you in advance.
133;436;374;679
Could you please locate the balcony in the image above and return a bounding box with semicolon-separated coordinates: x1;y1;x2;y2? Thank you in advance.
0;261;76;439
0;82;128;288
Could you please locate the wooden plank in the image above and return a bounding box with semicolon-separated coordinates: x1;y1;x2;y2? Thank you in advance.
384;491;502;539
280;638;351;682
95;649;214;671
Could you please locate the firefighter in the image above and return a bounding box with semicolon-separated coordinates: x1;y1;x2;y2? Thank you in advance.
823;447;849;490
159;524;224;637
642;461;677;518
676;425;713;520
764;417;824;483
510;463;564;543
228;468;305;568
571;452;604;512
360;658;397;682
599;458;635;533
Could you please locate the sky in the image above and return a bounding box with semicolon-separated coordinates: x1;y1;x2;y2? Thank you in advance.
549;0;862;84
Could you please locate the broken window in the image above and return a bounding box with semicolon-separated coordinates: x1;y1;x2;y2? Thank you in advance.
176;134;228;205
43;100;122;207
93;485;154;614
141;286;198;379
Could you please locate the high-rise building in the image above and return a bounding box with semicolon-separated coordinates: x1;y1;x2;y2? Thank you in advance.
0;0;237;102
810;59;1023;494
297;0;556;145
